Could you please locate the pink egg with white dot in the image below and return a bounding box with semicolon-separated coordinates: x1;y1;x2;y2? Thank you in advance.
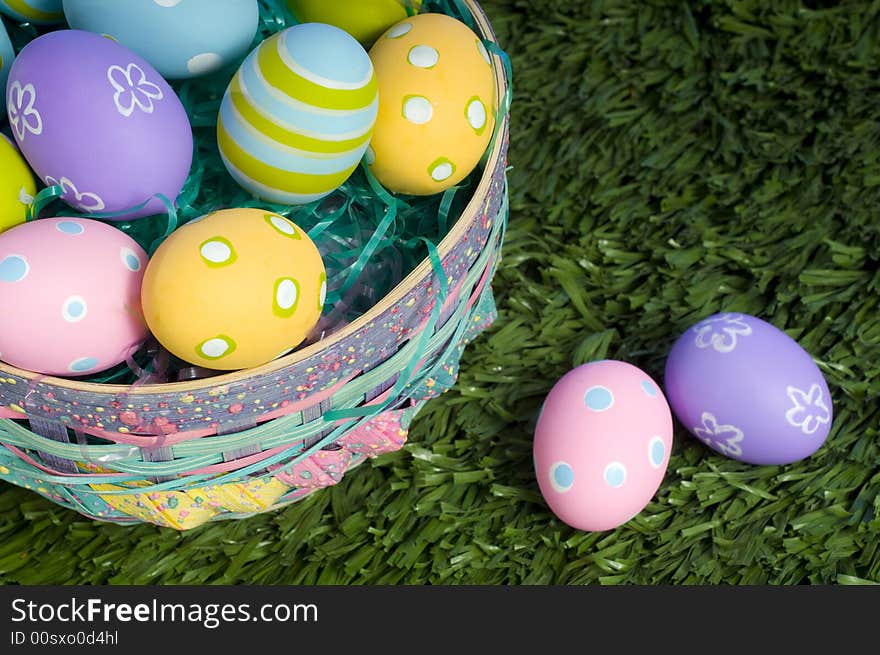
533;360;673;531
0;217;148;376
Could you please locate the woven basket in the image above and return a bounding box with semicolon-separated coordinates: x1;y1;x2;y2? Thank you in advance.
0;0;509;530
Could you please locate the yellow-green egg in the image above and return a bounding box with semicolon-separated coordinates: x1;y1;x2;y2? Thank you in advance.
286;0;422;47
0;135;36;233
217;22;378;205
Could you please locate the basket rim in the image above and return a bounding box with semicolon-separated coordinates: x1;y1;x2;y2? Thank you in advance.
0;0;509;396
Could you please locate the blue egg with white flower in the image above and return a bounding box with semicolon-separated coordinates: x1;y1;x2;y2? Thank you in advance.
665;312;834;465
62;0;259;79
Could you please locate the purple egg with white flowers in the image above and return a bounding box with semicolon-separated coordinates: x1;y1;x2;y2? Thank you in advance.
6;30;192;220
664;312;833;465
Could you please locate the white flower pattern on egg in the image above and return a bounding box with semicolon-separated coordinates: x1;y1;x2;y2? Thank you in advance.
693;411;744;457
785;384;831;435
693;313;752;353
7;81;43;141
44;175;106;212
108;63;164;117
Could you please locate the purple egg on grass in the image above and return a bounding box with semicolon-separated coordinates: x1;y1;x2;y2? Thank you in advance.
664;312;833;465
5;30;192;220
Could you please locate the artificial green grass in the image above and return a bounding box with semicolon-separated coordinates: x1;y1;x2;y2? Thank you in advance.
1;0;879;585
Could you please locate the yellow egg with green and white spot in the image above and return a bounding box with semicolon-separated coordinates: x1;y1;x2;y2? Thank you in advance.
367;13;496;195
141;208;326;370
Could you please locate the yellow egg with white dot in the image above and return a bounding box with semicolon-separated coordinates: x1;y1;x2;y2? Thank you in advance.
0;134;36;233
141;208;326;370
367;12;496;196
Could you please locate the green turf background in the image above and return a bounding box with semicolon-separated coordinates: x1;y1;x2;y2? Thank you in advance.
2;0;879;585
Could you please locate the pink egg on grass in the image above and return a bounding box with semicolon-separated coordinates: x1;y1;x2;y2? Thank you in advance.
0;218;148;376
534;360;673;532
6;30;193;220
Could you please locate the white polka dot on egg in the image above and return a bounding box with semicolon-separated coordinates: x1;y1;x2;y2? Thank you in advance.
199;239;234;265
275;278;299;311
200;337;232;359
430;160;454;182
387;22;413;39
467;98;487;133
267;215;296;236
408;45;439;69
186;52;224;75
403;96;433;125
476;39;491;65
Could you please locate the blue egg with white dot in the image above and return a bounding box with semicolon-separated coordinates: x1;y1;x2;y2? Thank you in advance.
63;0;259;79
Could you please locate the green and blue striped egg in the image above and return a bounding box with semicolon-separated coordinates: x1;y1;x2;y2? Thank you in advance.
217;23;378;205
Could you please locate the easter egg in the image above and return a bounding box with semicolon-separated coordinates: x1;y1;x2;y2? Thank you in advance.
0;0;63;24
0;19;14;114
217;23;378;205
534;360;673;532
6;30;193;220
142;208;326;370
367;13;496;195
664;312;833;465
0;134;37;233
62;0;259;79
0;217;148;376
286;0;422;47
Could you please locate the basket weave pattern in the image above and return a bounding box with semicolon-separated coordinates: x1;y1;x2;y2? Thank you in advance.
0;0;509;528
